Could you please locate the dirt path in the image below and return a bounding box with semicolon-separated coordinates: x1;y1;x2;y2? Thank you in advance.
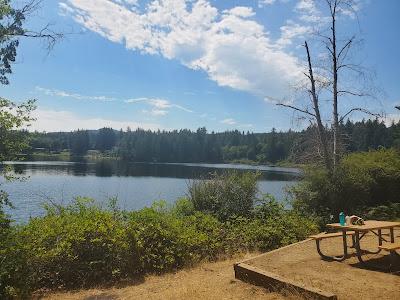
40;254;297;300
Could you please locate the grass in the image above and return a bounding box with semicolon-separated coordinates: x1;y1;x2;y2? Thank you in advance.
39;254;300;300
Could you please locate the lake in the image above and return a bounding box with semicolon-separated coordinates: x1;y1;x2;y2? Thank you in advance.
0;160;301;222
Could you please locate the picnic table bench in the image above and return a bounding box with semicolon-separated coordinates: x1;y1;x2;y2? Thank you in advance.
309;231;356;261
379;241;400;252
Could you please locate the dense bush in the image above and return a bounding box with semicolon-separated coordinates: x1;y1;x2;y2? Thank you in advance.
0;172;317;299
188;171;260;221
290;149;400;224
0;214;31;299
18;198;140;289
364;203;400;221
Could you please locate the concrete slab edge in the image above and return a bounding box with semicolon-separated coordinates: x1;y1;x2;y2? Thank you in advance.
234;262;337;300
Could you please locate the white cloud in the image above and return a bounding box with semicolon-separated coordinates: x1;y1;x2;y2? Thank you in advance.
223;7;255;18
277;20;310;47
125;97;193;115
61;0;304;100
380;113;400;126
258;0;276;7
220;117;253;128
220;118;237;125
35;86;116;102
30;109;160;132
295;0;322;23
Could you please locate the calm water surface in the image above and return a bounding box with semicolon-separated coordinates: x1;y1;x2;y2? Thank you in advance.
1;160;301;222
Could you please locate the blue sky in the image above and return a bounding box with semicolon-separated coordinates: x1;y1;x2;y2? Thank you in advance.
3;0;400;132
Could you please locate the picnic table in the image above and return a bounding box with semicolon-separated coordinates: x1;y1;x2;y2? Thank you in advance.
319;220;400;264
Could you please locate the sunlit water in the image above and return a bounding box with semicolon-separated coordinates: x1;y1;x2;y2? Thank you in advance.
0;160;301;222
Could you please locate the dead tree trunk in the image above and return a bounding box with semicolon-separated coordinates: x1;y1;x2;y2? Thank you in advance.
305;41;332;172
330;0;340;168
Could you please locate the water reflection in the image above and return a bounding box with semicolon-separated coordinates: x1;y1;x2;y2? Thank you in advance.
3;160;300;181
1;160;300;222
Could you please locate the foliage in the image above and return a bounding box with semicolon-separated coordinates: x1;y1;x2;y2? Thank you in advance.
18;197;139;289
0;0;25;85
188;171;260;221
0;97;35;162
0;191;316;298
290;149;400;224
364;203;400;221
0;215;31;299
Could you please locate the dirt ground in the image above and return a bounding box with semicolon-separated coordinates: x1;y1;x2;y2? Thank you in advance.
246;230;400;300
39;254;299;300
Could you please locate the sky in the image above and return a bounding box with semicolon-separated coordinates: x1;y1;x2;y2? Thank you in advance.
2;0;400;133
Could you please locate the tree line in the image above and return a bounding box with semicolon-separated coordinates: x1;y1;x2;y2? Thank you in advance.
28;119;400;164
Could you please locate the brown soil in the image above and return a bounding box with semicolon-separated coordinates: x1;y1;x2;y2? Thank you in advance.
246;231;400;300
39;254;299;300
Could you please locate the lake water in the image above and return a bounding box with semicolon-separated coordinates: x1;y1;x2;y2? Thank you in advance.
1;160;301;222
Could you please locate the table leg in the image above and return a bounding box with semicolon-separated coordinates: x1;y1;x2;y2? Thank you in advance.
342;230;348;258
388;227;400;259
378;229;383;246
390;227;394;243
354;231;366;265
315;230;348;262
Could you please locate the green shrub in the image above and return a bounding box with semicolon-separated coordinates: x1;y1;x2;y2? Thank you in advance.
364;203;400;221
19;197;140;289
188;171;260;221
0;214;31;299
224;198;318;252
290;149;400;224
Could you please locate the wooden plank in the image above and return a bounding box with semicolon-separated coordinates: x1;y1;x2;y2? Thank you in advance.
309;231;355;240
379;242;400;251
234;262;337;300
327;220;400;232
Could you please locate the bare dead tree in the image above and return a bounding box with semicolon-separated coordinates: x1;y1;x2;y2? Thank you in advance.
278;41;333;171
277;0;383;172
325;0;383;167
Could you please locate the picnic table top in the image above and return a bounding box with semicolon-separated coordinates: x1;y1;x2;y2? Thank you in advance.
327;220;400;231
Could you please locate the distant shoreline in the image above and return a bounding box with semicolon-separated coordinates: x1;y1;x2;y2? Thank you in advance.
23;152;304;170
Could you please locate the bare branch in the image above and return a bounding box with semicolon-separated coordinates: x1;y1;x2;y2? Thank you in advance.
337;36;355;59
337;90;369;97
276;103;316;117
339;108;382;123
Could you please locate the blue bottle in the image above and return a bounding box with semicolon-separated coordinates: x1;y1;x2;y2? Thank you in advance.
339;212;345;226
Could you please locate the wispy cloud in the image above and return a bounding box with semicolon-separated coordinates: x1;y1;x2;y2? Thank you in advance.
35;86;116;102
125;97;193;116
220;118;237;125
36;87;193;116
31;109;161;132
258;0;276;8
277;20;310;47
220;118;253;128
